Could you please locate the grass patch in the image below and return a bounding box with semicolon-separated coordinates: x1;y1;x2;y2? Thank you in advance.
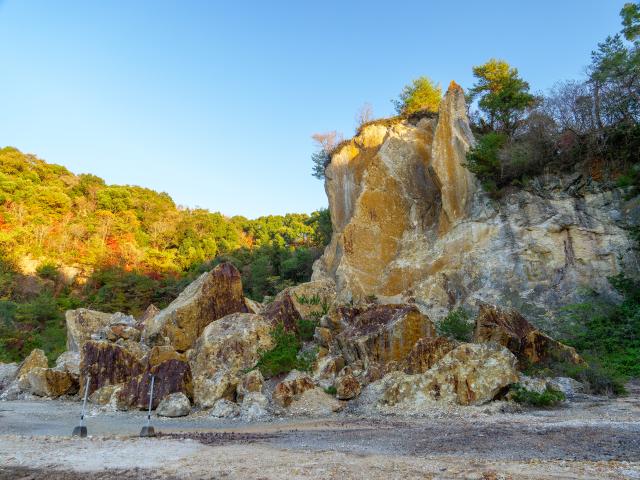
437;308;474;342
324;386;337;396
510;383;566;407
253;322;319;378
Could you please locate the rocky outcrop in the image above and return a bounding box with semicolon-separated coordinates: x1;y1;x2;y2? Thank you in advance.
65;309;113;352
54;352;80;377
333;304;436;368
189;313;273;408
236;370;264;402
143;263;247;351
401;337;457;374
273;370;316;407
473;304;583;366
335;370;361;400
80;341;144;395
383;343;518;407
263;279;335;331
312;82;639;323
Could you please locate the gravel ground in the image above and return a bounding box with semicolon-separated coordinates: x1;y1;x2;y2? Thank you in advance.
1;384;639;479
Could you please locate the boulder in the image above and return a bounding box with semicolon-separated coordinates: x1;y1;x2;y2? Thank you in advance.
146;346;187;367
334;304;436;368
548;377;584;399
117;359;193;410
17;348;48;380
65;309;113;352
236;370;264;402
473;304;583;367
143;263;248;351
384;343;518;407
156;392;191;417
189;313;273;408
401;337;457;374
54;351;80;377
286;387;345;416
80;341;144;396
263;279;336;331
0;362;18;392
312;355;345;389
210;399;240;418
243;297;263;315
27;367;77;397
89;384;122;405
273;370;315;408
240;392;270;421
138;304;160;330
335;372;361;400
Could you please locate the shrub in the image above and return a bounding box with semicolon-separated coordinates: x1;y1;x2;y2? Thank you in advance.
254;324;301;378
510;383;566;407
36;263;60;282
463;132;507;193
297;317;317;342
324;386;337;396
393;76;442;115
437;308;474;342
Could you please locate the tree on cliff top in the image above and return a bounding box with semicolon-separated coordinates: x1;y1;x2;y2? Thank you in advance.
468;59;536;135
311;131;343;180
392;76;442;115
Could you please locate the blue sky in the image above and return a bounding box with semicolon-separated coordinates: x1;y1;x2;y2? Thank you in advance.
0;1;626;217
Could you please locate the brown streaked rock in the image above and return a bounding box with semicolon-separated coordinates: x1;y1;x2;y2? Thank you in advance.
65;309;113;352
79;341;144;396
27;367;77;397
402;337;457;374
273;371;315;408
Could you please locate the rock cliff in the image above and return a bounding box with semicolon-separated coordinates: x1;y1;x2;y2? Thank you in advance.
313;82;639;323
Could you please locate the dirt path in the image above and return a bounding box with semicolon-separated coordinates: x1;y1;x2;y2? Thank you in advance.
1;388;639;479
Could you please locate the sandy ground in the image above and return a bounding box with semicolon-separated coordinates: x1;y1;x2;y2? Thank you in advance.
1;386;639;479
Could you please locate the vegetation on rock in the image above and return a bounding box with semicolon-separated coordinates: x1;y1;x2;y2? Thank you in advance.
392;76;442;115
510;383;566;407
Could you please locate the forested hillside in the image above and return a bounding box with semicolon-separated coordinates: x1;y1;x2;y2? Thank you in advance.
0;147;330;362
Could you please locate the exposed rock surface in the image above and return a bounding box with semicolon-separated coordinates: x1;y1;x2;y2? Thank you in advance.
54;352;80;377
156;392;191;417
262;279;335;331
236;370;264;402
65;309;113;352
240;392;270;421
335;372;361;400
144;263;247;351
79;341;144;396
273;370;315;407
285;387;345;416
473;304;583;366
0;362;18;391
333;304;436;368
89;384;122;405
383;343;518;408
27;367;77;397
312;82;639;323
189;313;273;407
401;337;457;374
210;398;240;418
117;358;193;410
17;349;48;380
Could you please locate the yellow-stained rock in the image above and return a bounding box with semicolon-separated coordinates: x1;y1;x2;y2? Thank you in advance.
17;349;48;380
65;309;113;352
401;337;457;374
27;367;77;397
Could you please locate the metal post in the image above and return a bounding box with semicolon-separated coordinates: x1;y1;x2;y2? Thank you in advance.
140;374;156;437
72;375;90;437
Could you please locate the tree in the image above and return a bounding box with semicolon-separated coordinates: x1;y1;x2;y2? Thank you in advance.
393;77;441;115
310;131;343;180
622;2;640;42
468;59;536;135
355;102;374;128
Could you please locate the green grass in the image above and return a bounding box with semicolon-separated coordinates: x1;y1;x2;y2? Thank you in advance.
437;308;473;342
510;383;566;407
253;322;318;378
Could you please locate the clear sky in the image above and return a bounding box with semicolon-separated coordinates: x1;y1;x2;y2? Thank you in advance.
0;1;626;218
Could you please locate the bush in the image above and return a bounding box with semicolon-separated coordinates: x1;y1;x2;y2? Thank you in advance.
297;317;317;342
253;323;318;378
393;76;442;115
36;263;60;282
510;383;566;407
324;386;337;396
437;308;474;342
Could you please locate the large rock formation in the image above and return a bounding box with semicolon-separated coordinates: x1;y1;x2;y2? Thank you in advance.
80;341;144;395
263;279;335;331
312;81;639;323
143;262;247;351
188;313;273;407
66;309;113;352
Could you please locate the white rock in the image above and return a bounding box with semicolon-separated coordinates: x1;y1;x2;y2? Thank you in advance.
210;399;240;418
156;392;191;417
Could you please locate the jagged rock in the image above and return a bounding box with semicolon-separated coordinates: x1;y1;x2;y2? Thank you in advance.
147;346;187;367
548;377;584;398
286;387;345;416
312;355;345;389
312;82;638;324
138;304;160;330
115;339;149;361
189;313;273;408
104;324;141;342
0;362;18;392
240;392;270;421
54;351;80;377
236;370;264;402
80;341;144;396
156;392;191;417
89;384;122;405
516;375;549;394
474;304;583;366
314;327;333;348
210;399;240;418
273;370;315;407
384;343;518;407
17;348;48;381
243;297;263;315
117;359;192;410
401;337;457;374
334;304;436;368
27;367;77;397
263;279;336;331
335;372;361;400
66;309;113;352
144;263;247;352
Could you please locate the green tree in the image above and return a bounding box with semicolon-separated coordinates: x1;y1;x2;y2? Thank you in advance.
468;59;536;135
393;76;442;115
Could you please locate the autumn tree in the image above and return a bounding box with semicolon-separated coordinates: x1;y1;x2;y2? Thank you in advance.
393;76;441;115
310;131;343;180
